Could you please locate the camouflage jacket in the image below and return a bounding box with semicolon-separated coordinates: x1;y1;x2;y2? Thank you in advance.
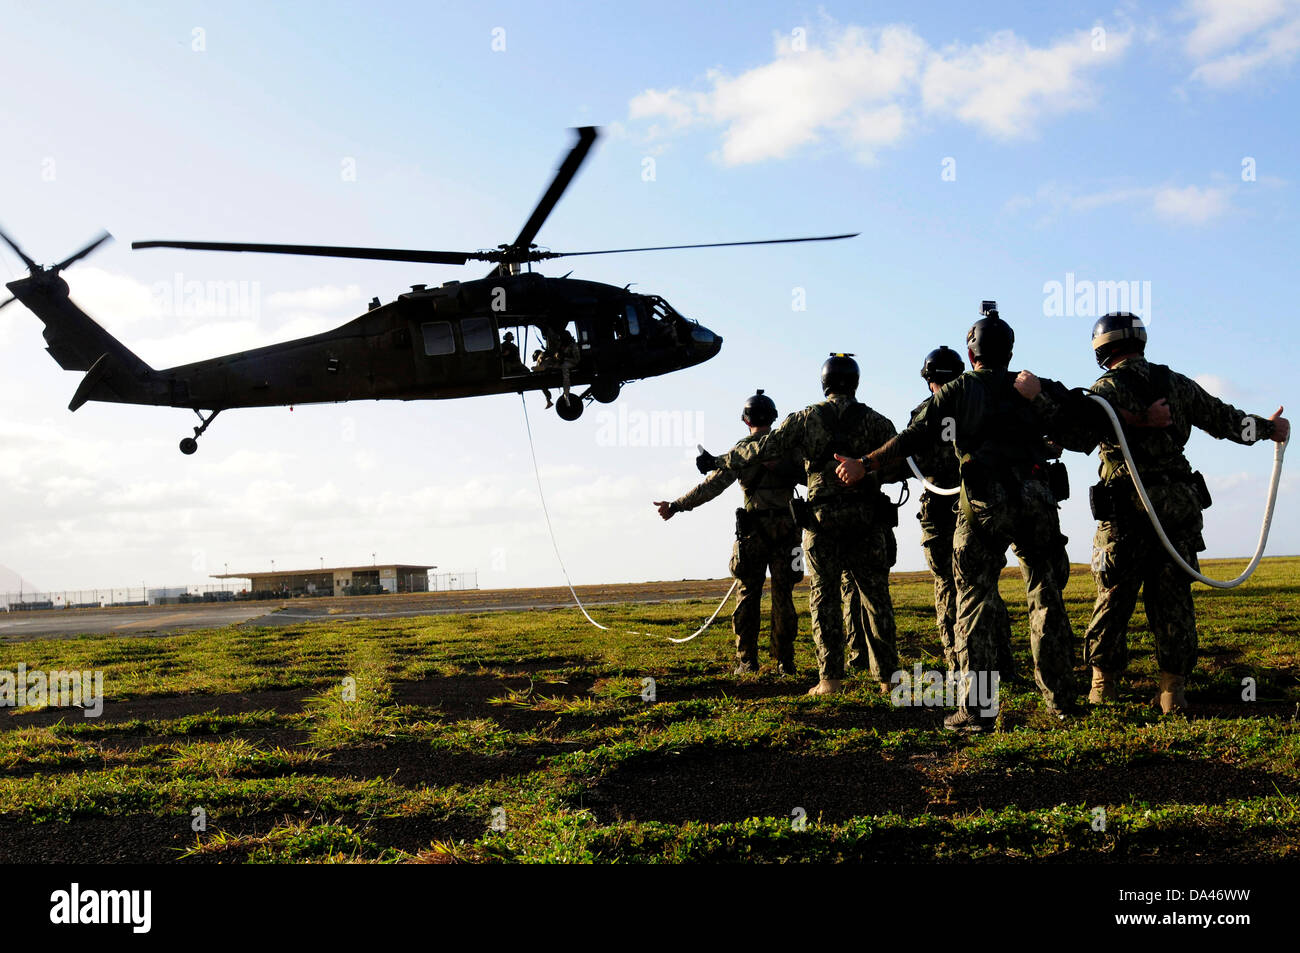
716;395;902;505
890;368;1055;499
1038;356;1275;486
675;432;802;513
908;398;960;497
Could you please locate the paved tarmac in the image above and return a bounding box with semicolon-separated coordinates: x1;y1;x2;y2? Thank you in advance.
0;578;753;641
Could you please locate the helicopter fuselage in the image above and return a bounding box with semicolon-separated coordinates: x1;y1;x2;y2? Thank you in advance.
156;273;721;409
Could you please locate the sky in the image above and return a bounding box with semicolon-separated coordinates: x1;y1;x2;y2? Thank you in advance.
0;0;1296;593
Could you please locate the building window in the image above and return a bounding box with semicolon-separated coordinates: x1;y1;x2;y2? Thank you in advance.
461;317;495;353
421;322;454;356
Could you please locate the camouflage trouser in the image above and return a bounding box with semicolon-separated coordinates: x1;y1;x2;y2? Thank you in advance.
843;573;867;670
731;513;802;669
1084;483;1204;676
806;505;897;681
919;496;1015;675
953;479;1076;713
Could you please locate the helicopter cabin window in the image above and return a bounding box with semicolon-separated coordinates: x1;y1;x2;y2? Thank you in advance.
613;303;641;340
421;322;454;356
460;316;496;353
571;321;592;351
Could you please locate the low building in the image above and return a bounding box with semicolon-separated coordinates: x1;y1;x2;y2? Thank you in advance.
211;563;435;597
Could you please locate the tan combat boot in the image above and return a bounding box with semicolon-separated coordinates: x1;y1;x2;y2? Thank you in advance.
1088;667;1119;704
1155;672;1188;715
806;679;843;696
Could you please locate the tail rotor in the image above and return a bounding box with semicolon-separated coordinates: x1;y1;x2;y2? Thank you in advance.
0;225;114;311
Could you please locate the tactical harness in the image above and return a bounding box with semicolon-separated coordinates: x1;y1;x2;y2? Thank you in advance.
953;371;1053;534
1089;362;1211;520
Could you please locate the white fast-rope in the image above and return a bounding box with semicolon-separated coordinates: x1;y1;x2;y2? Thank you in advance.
520;394;739;640
907;456;959;496
1088;393;1288;589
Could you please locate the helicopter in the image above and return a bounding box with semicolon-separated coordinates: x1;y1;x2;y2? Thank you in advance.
1;127;856;454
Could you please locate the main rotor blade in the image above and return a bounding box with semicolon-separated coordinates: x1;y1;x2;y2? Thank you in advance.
545;232;860;259
0;224;38;271
509;126;598;253
54;230;113;272
131;240;474;266
0;295;16;312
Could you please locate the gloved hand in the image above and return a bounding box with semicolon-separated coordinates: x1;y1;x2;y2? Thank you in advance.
696;444;719;474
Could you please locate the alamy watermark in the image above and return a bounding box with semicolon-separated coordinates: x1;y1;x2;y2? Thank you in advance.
595;406;705;458
889;664;1000;716
151;272;261;320
0;664;103;717
1042;272;1152;324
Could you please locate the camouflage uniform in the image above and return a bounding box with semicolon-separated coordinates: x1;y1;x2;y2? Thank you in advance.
884;369;1077;716
715;396;902;683
842;528;898;677
674;434;803;671
908;398;1015;674
1042;357;1277;677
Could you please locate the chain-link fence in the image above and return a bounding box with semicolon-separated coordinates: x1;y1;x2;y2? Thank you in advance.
428;571;478;592
2;571;478;610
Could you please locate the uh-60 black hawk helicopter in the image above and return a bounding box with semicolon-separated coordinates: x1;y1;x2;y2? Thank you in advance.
1;127;855;453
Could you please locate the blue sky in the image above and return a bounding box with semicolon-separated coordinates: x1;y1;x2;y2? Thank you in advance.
0;0;1295;591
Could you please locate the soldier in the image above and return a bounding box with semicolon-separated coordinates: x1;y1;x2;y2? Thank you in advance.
1021;312;1289;713
656;390;803;676
500;331;525;374
696;354;903;696
843;492;900;678
910;346;1015;675
839;310;1077;731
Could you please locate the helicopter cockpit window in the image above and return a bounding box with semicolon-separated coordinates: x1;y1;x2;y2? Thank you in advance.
643;298;680;344
460;316;495;353
625;304;641;336
421;322;454;356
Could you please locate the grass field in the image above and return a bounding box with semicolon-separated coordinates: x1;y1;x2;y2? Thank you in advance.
1;557;1298;864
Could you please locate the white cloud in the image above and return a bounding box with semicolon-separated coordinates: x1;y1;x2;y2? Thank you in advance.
266;284;362;310
1182;0;1300;85
1193;373;1249;402
1151;185;1235;224
921;28;1130;139
65;266;167;326
1005;181;1236;225
627;21;1131;163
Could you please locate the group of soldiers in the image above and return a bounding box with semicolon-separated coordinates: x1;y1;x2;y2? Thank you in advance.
656;306;1289;732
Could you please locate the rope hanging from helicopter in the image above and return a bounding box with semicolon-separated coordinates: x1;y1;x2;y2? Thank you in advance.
520;394;737;641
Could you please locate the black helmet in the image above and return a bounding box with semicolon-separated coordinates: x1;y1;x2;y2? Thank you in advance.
920;345;965;386
742;389;777;426
821;353;859;396
1091;312;1147;367
966;316;1014;367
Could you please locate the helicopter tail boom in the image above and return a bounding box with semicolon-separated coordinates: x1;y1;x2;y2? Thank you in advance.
5;272;159;409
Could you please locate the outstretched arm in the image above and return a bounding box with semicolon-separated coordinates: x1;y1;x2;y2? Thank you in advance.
656;467;738;519
1182;372;1286;445
713;414;806;471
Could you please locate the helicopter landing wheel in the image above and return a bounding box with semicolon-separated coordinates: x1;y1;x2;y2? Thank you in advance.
179;408;222;454
555;393;584;421
591;380;620;404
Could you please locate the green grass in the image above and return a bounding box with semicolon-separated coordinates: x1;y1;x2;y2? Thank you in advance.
0;557;1297;863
